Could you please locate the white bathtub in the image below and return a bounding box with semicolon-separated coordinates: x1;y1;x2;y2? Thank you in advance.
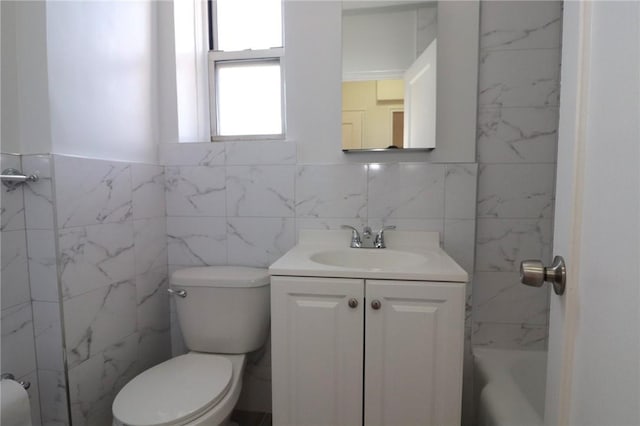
473;348;547;426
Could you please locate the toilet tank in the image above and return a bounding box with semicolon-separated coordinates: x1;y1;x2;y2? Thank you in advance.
170;266;270;354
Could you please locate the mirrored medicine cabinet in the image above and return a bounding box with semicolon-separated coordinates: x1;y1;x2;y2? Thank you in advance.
342;1;438;152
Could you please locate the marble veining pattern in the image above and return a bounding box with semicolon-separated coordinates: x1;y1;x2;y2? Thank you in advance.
227;217;296;267
165;166;226;217
478;49;561;108
49;155;169;426
1;302;37;379
473;271;549;325
471;322;547;350
167;216;227;266
1;186;25;231
136;267;170;332
444;164;478;220
480;1;562;51
477;107;559;163
38;370;70;426
443;219;476;277
1;154;25;231
59;222;135;299
68;333;139;426
22;155;55;230
472;0;562;352
63;280;137;368
32;301;65;372
367;163;445;219
27;229;59;303
2;229;31;309
477;163;555;219
226;166;295;217
475;218;552;273
295;164;367;219
133;218;168;277
54;156;133;228
132;164;166;220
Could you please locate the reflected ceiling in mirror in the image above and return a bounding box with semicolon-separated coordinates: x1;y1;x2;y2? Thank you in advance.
342;1;437;152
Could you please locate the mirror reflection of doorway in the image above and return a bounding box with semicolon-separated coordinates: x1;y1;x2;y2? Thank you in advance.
391;110;404;148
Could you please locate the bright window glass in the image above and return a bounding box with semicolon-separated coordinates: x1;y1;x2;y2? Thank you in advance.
216;0;282;51
217;61;282;136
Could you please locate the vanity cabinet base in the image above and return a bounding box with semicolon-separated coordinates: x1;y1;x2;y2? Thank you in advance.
271;276;465;426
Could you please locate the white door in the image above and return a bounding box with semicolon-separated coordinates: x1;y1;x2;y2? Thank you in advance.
270;276;364;426
543;2;639;425
364;280;465;426
403;39;437;149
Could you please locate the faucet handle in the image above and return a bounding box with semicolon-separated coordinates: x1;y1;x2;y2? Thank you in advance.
374;225;396;248
341;225;362;248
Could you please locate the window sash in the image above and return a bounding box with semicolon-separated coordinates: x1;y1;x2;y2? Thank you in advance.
209;0;284;52
208;48;285;140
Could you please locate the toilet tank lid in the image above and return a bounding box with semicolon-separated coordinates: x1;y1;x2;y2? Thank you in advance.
171;266;270;288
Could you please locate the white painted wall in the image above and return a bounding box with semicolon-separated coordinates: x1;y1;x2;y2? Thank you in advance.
157;1;180;145
46;0;158;163
1;1;52;155
1;1;21;153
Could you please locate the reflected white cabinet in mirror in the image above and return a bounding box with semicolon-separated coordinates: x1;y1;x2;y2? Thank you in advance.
342;1;438;151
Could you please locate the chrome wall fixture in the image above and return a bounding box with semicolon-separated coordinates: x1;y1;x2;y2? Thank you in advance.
1;373;31;389
0;168;39;192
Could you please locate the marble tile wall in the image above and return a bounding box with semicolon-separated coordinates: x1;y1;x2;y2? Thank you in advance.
161;141;478;412
1;153;45;425
472;0;562;351
52;155;169;426
23;154;68;426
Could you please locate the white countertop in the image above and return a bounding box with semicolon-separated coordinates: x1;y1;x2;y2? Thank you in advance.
269;230;469;283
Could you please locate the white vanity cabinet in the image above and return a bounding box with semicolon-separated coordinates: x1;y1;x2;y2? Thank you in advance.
271;275;465;426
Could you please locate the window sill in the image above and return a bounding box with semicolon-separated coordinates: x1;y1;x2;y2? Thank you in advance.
210;134;286;142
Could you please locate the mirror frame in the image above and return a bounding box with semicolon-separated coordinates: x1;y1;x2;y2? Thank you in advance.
340;0;479;162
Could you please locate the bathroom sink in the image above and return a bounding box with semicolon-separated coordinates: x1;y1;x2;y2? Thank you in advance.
269;230;469;281
310;249;428;270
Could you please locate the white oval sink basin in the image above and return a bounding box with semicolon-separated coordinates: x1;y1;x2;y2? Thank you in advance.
309;249;427;270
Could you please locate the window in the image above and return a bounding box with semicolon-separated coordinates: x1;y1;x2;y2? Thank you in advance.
208;0;285;139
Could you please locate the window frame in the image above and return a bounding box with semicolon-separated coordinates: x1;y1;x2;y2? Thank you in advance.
207;0;286;141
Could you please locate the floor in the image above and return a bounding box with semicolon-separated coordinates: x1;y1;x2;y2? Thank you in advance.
231;410;272;426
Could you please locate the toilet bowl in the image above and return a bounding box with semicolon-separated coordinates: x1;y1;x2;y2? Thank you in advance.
113;353;245;426
112;266;270;426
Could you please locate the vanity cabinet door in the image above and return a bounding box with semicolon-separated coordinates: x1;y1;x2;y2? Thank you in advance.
364;280;465;426
271;276;365;426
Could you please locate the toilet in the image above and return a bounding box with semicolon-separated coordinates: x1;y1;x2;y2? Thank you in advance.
112;266;270;426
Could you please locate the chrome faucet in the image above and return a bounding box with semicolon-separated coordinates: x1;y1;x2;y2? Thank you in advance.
341;225;363;248
373;225;396;248
341;225;395;248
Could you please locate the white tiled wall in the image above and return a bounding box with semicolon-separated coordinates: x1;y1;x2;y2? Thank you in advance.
161;140;479;412
50;155;170;426
23;154;68;426
1;153;46;425
472;0;562;351
3;154;170;426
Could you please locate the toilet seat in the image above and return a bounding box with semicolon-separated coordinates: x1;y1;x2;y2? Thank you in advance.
112;353;234;426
